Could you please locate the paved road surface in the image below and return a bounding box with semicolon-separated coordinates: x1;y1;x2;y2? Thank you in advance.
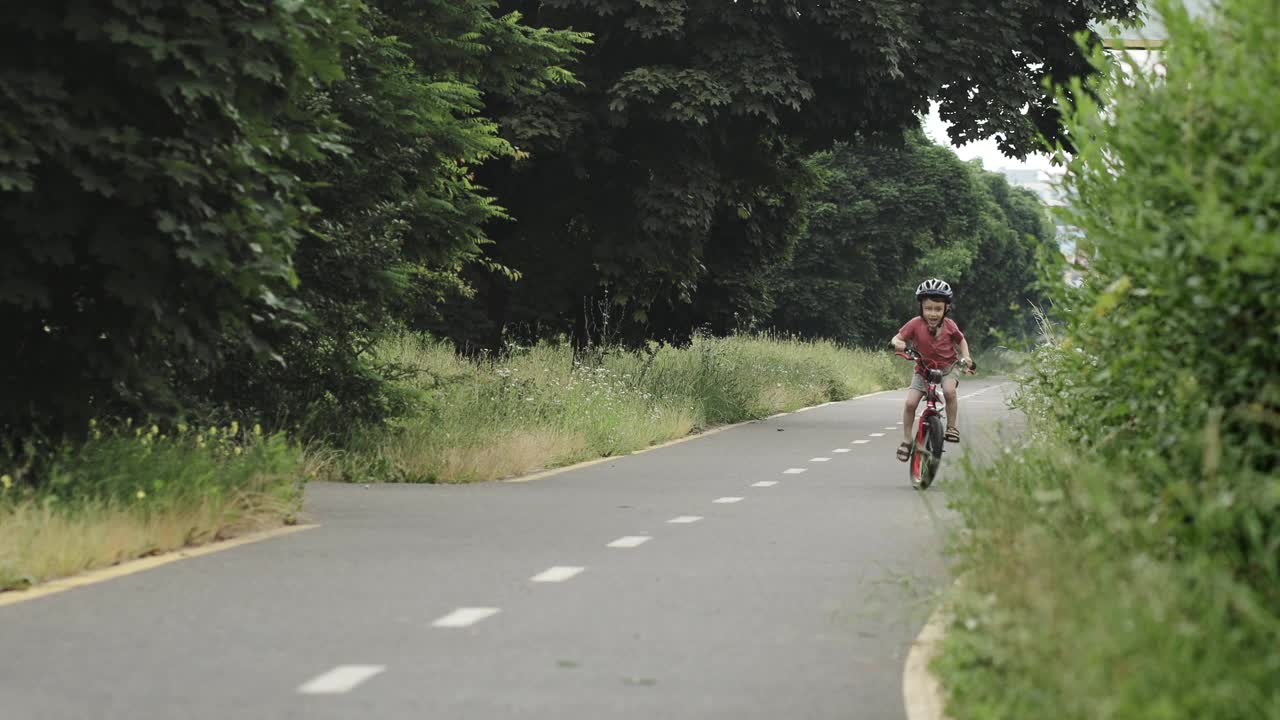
0;379;1019;720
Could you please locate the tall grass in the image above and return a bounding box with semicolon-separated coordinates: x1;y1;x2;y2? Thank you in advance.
937;438;1280;720
336;333;905;483
936;2;1280;717
1;424;306;591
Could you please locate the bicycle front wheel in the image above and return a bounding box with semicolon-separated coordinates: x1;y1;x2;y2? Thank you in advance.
919;415;945;489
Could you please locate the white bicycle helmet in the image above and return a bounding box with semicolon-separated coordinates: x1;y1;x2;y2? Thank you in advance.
915;278;953;302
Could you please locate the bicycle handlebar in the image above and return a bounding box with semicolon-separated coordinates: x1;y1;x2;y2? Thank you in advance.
894;347;977;374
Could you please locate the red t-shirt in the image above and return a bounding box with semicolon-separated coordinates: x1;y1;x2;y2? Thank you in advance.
898;317;965;373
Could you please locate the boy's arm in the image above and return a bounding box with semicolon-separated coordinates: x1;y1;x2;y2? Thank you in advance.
891;333;907;352
958;337;973;367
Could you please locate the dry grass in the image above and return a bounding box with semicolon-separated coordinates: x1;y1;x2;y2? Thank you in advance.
0;484;293;590
386;429;591;484
0;429;307;591
336;333;904;483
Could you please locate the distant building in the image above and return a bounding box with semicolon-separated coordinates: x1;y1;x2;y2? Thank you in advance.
993;166;1086;286
1095;0;1214;48
996;167;1064;207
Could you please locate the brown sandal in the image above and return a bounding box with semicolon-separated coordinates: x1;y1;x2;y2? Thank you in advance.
945;427;960;443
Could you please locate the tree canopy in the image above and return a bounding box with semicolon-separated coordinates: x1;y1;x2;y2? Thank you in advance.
1;0;1134;442
442;0;1136;351
768;131;1057;348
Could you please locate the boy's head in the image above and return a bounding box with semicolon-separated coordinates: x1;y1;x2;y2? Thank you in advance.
914;278;953;328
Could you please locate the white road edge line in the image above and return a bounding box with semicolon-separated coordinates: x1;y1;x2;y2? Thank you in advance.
531;566;585;583
298;665;386;695
903;601;952;720
607;536;651;548
960;382;1009;400
432;607;500;628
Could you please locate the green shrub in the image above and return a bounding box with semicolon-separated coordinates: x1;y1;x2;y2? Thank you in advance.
1046;0;1279;478
939;2;1280;718
0;1;358;439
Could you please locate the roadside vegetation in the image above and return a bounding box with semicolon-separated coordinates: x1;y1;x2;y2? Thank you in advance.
937;2;1280;717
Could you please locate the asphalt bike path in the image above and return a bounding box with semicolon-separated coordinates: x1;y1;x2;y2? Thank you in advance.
0;378;1019;719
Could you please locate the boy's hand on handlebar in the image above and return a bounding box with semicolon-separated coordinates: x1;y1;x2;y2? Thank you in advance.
960;357;977;374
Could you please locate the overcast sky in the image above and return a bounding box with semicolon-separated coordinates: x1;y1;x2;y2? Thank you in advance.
921;103;1060;176
921;1;1210;175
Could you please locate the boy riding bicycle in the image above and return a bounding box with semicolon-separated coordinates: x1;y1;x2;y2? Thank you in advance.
890;278;973;462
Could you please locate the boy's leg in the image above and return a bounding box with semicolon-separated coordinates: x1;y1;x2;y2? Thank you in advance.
898;390;923;461
902;389;924;442
943;376;960;440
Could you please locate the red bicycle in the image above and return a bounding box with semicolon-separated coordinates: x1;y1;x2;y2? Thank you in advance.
896;347;975;490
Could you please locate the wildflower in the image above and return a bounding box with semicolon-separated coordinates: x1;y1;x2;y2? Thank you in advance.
253;423;262;437
177;422;188;434
234;446;242;456
230;421;239;436
149;424;160;437
136;490;146;500
1;474;12;491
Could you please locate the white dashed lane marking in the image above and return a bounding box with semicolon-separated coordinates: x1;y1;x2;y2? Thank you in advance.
853;440;870;445
714;497;744;504
809;457;830;462
782;468;807;474
297;665;386;695
531;566;584;583
833;448;851;453
607;536;651;549
432;607;501;628
870;433;886;437
668;516;703;524
752;481;778;488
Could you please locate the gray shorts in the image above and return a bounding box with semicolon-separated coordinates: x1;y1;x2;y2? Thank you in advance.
909;364;962;393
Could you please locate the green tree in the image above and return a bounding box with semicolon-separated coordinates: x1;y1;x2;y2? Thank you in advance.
443;0;1138;352
0;1;358;439
195;1;587;435
956;175;1057;347
768;133;1056;348
769;132;985;345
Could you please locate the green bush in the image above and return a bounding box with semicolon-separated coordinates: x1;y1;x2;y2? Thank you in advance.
2;421;303;514
939;2;1280;718
1045;0;1279;479
0;1;358;439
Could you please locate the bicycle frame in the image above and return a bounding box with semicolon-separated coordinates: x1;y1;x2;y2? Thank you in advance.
896;349;949;488
898;350;947;423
